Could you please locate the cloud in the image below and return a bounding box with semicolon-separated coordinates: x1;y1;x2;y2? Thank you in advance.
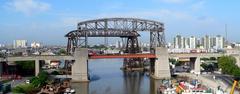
158;0;188;4
5;0;50;15
191;0;205;11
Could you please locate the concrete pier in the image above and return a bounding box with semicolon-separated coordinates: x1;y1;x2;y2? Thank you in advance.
35;60;40;76
150;79;161;94
190;57;201;74
234;56;240;67
194;57;201;74
153;47;171;79
71;48;89;82
71;82;89;93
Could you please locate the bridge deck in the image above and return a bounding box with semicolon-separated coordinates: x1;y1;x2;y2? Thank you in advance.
89;53;156;59
0;53;228;61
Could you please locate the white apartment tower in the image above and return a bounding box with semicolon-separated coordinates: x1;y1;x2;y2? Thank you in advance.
215;35;224;49
189;36;196;49
203;35;211;49
13;40;27;48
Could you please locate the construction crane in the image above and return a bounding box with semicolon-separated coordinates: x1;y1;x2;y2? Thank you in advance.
230;78;240;94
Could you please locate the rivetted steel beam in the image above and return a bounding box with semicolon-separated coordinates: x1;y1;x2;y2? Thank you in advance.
65;18;165;54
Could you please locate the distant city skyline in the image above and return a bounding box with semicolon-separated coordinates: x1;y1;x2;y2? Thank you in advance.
172;35;225;50
0;0;240;45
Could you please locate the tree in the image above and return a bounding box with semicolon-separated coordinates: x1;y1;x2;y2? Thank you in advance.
57;48;67;55
0;52;5;57
210;57;217;60
12;84;36;94
169;59;177;64
175;61;182;66
15;61;35;76
13;71;49;93
201;63;208;71
201;58;209;61
51;71;60;75
31;71;49;87
218;56;239;75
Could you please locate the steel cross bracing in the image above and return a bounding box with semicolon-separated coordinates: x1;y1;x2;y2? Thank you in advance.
65;18;165;54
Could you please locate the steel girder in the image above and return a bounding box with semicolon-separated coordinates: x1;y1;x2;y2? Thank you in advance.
65;18;165;54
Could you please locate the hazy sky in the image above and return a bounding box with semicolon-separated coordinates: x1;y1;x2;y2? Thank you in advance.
0;0;240;45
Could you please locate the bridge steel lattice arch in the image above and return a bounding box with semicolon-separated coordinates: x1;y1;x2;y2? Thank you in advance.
65;18;165;54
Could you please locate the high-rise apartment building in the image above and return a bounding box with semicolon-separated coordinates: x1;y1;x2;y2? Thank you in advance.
13;40;27;48
189;36;196;49
184;38;190;49
172;35;225;50
203;35;211;49
214;35;224;49
174;35;180;48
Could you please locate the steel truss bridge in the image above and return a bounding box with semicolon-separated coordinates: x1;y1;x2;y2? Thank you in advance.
65;18;165;69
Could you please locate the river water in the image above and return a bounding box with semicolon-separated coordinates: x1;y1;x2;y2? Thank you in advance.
71;59;162;94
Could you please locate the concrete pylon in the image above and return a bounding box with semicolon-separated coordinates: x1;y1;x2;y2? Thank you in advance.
72;82;89;94
150;79;161;94
35;60;40;76
194;57;201;74
71;48;89;82
153;47;171;79
233;56;240;67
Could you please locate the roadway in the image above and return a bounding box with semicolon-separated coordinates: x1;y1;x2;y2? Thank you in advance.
202;73;240;93
4;55;74;61
203;73;234;87
0;52;237;62
2;77;30;87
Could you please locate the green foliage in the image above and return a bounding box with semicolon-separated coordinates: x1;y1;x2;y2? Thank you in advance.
30;77;41;87
201;58;210;61
201;63;214;72
15;61;35;70
218;56;240;76
51;71;60;75
169;59;177;65
57;48;67;55
12;84;36;94
15;61;35;76
0;52;5;57
210;57;217;60
175;61;182;66
31;71;49;88
91;44;108;50
12;71;49;93
201;63;208;70
1;79;11;83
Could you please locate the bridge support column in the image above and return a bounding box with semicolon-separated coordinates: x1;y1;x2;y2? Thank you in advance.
72;48;89;82
150;79;161;94
234;56;240;67
72;82;89;94
194;57;201;75
35;60;40;76
152;47;170;79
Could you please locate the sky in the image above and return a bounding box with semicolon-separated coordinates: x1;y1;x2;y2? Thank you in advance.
0;0;240;45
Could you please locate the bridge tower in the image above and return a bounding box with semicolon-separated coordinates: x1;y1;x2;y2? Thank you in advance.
150;47;171;79
65;18;171;80
71;48;89;82
123;36;144;70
